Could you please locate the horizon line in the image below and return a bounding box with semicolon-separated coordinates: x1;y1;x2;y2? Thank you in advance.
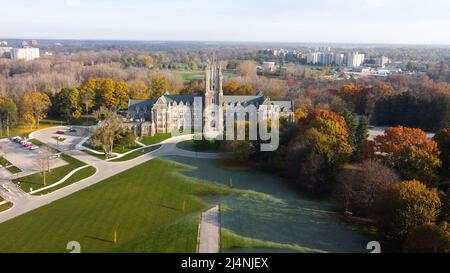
1;36;450;48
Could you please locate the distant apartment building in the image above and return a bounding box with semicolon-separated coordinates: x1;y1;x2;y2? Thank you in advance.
346;52;365;67
375;56;390;67
10;47;40;61
306;52;320;64
0;42;12;58
261;61;277;73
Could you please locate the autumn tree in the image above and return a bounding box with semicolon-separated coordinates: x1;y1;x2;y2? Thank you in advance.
237;60;257;78
21;92;52;129
403;223;450;253
223;81;240;95
372;180;441;239
370;126;441;185
128;80;152;100
292;109;353;194
81;78;129;109
151;76;170;98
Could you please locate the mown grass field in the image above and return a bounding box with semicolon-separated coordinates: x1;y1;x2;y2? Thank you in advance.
0;159;231;253
140;133;172;146
0;197;12;213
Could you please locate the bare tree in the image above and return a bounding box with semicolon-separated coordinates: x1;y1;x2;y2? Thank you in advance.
36;147;52;186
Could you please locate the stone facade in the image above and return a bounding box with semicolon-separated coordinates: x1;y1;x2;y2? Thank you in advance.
127;60;294;137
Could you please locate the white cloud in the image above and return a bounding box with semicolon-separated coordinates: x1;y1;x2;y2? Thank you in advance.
66;0;81;6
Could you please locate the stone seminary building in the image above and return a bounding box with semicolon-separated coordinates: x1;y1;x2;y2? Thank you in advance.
125;60;294;137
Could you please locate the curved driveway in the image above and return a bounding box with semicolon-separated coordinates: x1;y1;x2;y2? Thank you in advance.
0;127;220;224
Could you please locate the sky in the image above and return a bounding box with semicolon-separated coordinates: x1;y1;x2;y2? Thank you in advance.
0;0;450;45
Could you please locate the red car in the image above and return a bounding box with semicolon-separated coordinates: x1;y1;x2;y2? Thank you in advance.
56;131;65;135
22;142;32;148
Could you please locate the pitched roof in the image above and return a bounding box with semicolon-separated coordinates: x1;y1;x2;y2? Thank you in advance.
128;99;154;111
162;94;198;105
223;94;267;107
266;100;294;112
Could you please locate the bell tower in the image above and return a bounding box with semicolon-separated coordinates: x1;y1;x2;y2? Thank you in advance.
204;58;223;134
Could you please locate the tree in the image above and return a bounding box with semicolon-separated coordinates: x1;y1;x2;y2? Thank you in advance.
22;92;52;129
370;126;441;185
372;180;441;239
396;146;441;186
341;110;357;150
54;87;82;121
221;140;253;163
90;107;122;158
36;147;52;186
82;78;129;109
355;116;369;151
0;98;18;137
237;60;257;78
223;81;240;94
129;80;152;100
433;128;450;177
334;160;399;216
79;87;95;115
151;76;170;98
403;223;450;253
300;109;353;167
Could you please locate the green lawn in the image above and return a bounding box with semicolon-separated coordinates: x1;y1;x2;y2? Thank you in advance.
13;154;87;193
0;197;12;213
84;142;141;155
0;157;22;174
176;140;221;153
110;145;161;162
0;123;60;140
0;158;231;252
179;72;205;81
140;133;172;146
33;166;97;196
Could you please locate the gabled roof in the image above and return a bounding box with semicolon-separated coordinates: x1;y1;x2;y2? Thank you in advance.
223;94;268;107
128;99;154;111
163;94;198;105
265;100;294;112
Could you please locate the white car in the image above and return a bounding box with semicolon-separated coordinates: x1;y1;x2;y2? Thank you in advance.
30;145;39;150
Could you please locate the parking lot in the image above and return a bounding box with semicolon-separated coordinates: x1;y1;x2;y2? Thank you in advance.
0;138;67;180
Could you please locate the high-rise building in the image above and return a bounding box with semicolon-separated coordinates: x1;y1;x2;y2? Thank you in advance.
346;52;365;67
306;52;319;64
11;47;40;61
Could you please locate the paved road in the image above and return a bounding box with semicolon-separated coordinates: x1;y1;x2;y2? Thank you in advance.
198;205;220;253
0;127;220;224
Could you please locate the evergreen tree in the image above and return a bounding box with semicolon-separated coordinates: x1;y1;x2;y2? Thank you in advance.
355;116;369;151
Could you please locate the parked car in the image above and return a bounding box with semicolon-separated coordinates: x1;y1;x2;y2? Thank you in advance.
56;131;65;135
30;145;39;150
23;143;33;148
11;136;21;142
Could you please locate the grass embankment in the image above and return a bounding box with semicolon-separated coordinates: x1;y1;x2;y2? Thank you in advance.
140;133;171;146
0;159;232;252
83;142;141;155
0;157;22;174
176;140;221;153
110;145;161;162
221;229;325;253
0;197;13;213
13;154;88;193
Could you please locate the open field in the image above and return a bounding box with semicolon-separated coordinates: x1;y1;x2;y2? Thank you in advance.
0;158;231;253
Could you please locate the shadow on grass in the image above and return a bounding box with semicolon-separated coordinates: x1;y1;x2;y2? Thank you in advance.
84;235;114;244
